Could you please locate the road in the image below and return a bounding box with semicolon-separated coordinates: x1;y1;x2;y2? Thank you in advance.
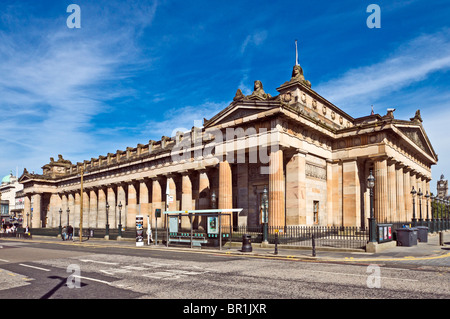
0;238;449;305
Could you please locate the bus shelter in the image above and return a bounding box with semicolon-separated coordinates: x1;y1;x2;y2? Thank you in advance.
164;209;242;250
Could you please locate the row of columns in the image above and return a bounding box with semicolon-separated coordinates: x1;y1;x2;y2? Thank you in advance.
374;157;430;223
22;164;243;230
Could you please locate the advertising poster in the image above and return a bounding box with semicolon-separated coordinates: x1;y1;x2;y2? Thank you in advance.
136;215;144;247
207;216;218;234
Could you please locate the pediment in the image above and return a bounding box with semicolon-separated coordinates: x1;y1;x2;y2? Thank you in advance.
203;101;279;129
396;125;437;160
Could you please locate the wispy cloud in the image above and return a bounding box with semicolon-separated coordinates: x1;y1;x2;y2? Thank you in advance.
315;29;450;115
0;1;158;173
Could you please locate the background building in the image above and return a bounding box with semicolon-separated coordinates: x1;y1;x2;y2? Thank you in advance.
0;173;24;224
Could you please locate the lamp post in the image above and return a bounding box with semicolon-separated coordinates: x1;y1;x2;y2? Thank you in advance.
26;212;30;228
66;207;70;227
211;190;217;209
105;202;110;240
261;186;269;244
118;201;123;239
58;208;62;237
425;191;430;229
431;195;436;233
418;188;423;226
411;186;417;227
437;198;442;232
367;169;376;243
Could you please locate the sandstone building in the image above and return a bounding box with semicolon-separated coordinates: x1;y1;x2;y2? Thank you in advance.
19;60;438;231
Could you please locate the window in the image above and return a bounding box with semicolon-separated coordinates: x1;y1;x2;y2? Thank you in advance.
313;201;319;224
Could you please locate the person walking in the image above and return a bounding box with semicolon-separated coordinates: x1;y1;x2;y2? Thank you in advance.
67;225;73;241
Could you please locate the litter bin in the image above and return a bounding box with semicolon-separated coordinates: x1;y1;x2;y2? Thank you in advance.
396;228;418;247
241;234;252;252
415;226;428;243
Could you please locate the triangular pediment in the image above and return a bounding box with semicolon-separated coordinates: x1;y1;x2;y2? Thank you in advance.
203;100;280;128
395;124;437;161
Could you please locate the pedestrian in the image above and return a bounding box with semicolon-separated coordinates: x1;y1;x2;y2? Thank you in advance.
67;225;73;241
62;226;67;241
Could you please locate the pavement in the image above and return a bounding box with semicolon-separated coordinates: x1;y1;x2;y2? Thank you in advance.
2;231;450;267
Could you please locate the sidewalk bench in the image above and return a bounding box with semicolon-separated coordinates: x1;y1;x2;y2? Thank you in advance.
168;232;208;247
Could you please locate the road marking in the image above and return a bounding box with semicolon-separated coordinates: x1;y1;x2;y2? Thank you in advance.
19;264;51;272
79;259;118;265
0;259;10;262
306;269;418;282
72;275;112;285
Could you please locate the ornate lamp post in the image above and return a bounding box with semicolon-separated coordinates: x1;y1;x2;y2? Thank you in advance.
211;190;217;209
58;208;62;236
367;169;376;243
418;188;423;226
118;201;123;239
411;186;417;226
437;198;442;232
261;186;269;244
425;191;430;229
105;202;110;239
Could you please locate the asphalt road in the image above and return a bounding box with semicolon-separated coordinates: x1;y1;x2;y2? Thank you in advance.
0;239;449;304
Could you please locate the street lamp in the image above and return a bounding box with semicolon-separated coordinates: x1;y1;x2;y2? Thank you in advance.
118;201;123;239
105;202;110;239
59;208;62;237
425;191;430;228
411;186;417;226
367;169;376;243
261;186;269;244
418;188;423;226
211;190;217;209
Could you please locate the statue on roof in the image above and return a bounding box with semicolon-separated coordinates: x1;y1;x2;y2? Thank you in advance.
247;80;272;100
290;64;311;88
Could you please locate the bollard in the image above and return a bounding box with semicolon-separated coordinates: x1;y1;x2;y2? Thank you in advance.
439;232;444;246
312;233;316;257
274;232;278;255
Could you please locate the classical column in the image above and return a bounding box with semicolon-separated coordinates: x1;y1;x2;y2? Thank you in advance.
166;175;177;211
82;190;90;228
374;158;388;223
68;193;75;227
387;159;397;222
139;179;150;228
61;194;68;226
151;178;162;228
396;164;405;222
326;160;334;226
218;160;233;229
286;151;306;226
127;182;138;228
49;193;59;228
89;189;98;228
74;192;81;229
97;187;107;228
198;169;210;209
32;194;42;228
107;186;116;228
403;167;412;220
181;172;193;229
269;149;285;228
24;195;31;228
342;159;361;227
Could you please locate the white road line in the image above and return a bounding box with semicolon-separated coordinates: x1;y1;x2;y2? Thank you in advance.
79;259;118;265
72;275;112;285
19;264;51;272
307;269;418;282
0;259;10;262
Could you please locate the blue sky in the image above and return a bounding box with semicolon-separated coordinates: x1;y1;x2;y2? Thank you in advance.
0;0;449;193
